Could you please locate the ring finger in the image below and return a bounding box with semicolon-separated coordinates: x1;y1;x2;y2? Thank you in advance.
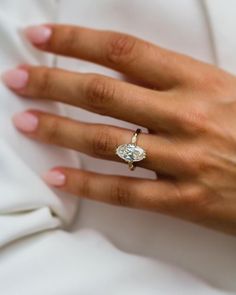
12;110;191;176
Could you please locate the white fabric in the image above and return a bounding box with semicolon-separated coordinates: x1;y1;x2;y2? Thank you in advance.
0;0;235;294
0;0;80;247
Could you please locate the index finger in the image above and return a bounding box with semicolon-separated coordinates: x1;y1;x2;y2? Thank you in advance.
25;24;195;89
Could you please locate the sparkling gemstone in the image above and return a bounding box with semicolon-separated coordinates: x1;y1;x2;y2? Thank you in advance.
116;144;146;162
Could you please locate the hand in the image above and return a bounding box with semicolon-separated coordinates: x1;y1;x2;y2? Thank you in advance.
3;24;236;235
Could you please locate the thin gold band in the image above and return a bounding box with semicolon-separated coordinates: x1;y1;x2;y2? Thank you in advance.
128;128;141;170
131;128;141;145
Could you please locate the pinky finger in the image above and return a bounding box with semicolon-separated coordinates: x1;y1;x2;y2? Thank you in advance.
42;167;180;211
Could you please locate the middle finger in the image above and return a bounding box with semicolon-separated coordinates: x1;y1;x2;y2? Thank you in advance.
4;66;182;133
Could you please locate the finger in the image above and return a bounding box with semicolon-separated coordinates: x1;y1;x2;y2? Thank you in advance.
42;167;180;211
5;66;183;133
12;110;191;176
25;24;197;89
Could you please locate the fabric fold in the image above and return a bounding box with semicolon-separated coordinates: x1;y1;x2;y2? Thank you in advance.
0;0;80;247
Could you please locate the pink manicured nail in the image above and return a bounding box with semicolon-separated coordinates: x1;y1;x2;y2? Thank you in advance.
42;170;66;187
25;25;52;45
12;112;38;132
2;69;29;90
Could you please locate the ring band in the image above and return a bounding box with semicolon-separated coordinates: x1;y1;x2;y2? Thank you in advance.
116;128;147;170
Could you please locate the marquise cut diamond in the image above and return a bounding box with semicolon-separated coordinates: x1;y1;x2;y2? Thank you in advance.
116;144;146;162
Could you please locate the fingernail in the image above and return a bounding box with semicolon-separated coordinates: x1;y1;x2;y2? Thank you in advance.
25;25;52;45
42;170;66;187
2;69;29;90
12;112;38;132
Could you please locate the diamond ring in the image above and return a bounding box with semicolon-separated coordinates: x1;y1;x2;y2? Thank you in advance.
116;129;147;170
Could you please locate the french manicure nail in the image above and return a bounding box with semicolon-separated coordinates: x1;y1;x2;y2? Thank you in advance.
12;112;38;132
25;25;52;45
2;69;29;90
42;170;66;187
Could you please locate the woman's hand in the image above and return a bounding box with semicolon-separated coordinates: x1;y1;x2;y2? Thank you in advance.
3;24;236;235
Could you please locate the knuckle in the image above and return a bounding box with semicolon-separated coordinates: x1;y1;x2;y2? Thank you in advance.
196;156;212;176
36;67;54;96
77;174;91;197
91;126;117;157
56;27;78;53
177;145;214;178
86;75;115;114
44;117;61;142
195;69;230;95
179;102;210;135
110;179;132;207
185;149;202;175
189;149;216;177
180;184;214;209
184;148;208;176
106;33;138;65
